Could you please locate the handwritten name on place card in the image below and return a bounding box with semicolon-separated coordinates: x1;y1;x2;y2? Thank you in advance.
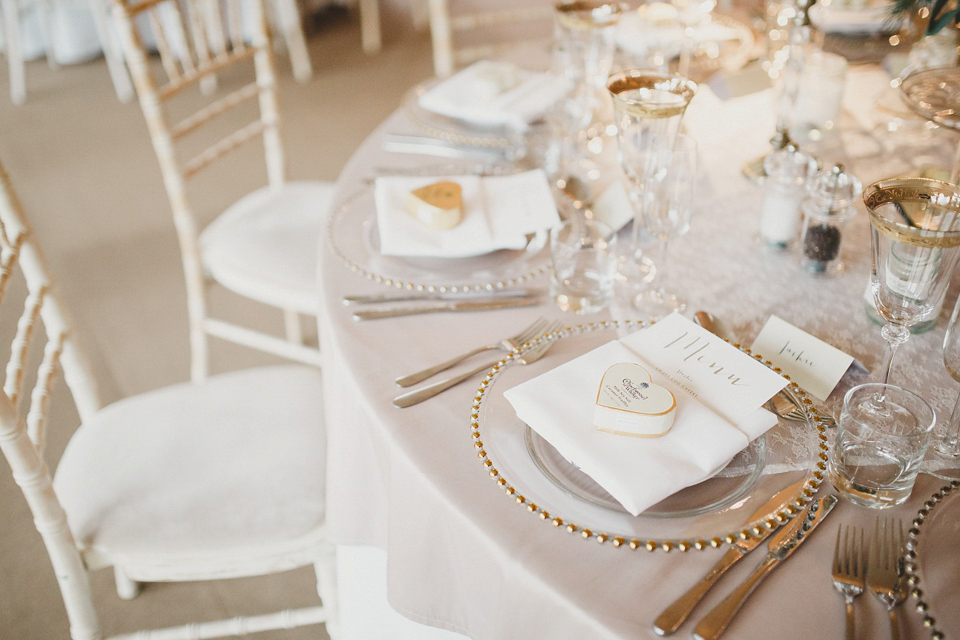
750;315;854;402
620;312;788;424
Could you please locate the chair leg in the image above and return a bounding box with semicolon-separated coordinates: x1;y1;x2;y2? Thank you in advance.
2;0;26;104
34;0;57;69
113;566;141;600
272;0;312;82
409;0;429;30
314;543;339;640
359;0;381;54
283;308;304;345
88;0;134;102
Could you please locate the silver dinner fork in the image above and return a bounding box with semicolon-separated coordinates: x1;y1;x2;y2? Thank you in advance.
832;524;865;640
392;332;559;408
395;317;557;387
867;517;907;640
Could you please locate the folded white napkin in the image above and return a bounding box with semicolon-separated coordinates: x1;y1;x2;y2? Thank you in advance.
808;2;901;34
374;169;561;258
417;61;571;130
504;340;777;516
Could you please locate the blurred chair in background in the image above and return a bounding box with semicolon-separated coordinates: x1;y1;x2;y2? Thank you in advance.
111;0;334;381
425;0;554;77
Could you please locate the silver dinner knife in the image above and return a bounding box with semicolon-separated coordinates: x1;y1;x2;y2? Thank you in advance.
343;288;543;306
382;135;508;162
652;479;808;636
692;493;839;640
351;296;540;320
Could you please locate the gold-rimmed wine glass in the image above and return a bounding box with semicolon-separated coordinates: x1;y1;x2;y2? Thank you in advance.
607;69;696;315
926;293;960;480
863;178;960;386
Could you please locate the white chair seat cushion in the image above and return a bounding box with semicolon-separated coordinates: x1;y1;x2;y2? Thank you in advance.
199;181;335;315
53;365;326;564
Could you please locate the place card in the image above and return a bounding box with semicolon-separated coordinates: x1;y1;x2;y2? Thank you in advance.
619;312;788;424
591;181;634;235
750;315;855;401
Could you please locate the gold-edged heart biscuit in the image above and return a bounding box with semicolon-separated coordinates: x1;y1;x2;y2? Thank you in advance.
594;362;677;437
406;181;463;230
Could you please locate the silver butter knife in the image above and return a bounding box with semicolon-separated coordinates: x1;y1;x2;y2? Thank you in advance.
351;296;540;320
692;493;839;640
343;288;543;306
652;479;808;636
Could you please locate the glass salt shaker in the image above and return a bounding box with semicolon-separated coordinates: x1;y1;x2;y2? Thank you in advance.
760;143;819;249
798;163;861;275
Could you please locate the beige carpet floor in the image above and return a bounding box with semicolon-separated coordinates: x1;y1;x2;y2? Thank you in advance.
0;5;434;638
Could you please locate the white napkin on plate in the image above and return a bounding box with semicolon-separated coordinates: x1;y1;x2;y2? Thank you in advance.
374;169;561;258
503;340;778;516
418;61;571;130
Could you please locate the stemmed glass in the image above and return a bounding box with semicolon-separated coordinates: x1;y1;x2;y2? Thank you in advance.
900;67;960;184
670;0;717;77
633;134;698;315
862;178;960;386
926;294;960;480
607;70;697;316
550;0;625;197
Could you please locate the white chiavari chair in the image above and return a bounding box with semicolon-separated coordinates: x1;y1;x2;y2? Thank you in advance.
0;0;134;104
425;0;554;77
110;0;333;382
0;158;337;639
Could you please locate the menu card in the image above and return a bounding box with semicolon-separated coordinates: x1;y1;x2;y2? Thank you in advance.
620;312;789;425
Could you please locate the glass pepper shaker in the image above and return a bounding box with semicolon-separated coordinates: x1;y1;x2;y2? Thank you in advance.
760;143;819;249
799;163;861;275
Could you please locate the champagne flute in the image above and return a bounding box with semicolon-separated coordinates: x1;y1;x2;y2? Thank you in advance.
608;69;696;313
863;178;960;386
633;134;698;315
926;294;960;480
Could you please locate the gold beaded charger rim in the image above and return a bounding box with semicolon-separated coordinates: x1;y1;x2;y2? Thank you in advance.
903;479;960;640
469;319;829;552
327;187;551;294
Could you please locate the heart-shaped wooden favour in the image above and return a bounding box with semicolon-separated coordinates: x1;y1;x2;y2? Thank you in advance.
594;362;677;437
405;181;464;230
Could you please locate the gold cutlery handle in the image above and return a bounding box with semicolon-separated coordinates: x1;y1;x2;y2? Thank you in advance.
888;607;900;640
693;555;779;640
395;345;496;387
654;548;743;636
392;360;499;408
845;599;855;640
353;305;451;320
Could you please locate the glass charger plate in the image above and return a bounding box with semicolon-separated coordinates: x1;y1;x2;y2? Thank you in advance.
901;67;960;131
615;13;755;83
905;479;960;639
327;187;552;292
471;320;828;550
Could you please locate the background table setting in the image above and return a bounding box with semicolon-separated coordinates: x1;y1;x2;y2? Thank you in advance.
317;1;960;638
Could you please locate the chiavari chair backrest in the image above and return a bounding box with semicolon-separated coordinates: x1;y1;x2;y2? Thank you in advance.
0;159;104;640
427;0;555;77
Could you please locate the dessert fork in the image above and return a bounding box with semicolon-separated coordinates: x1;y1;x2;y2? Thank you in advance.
832;524;865;640
392;334;558;408
395;317;557;387
867;517;906;640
